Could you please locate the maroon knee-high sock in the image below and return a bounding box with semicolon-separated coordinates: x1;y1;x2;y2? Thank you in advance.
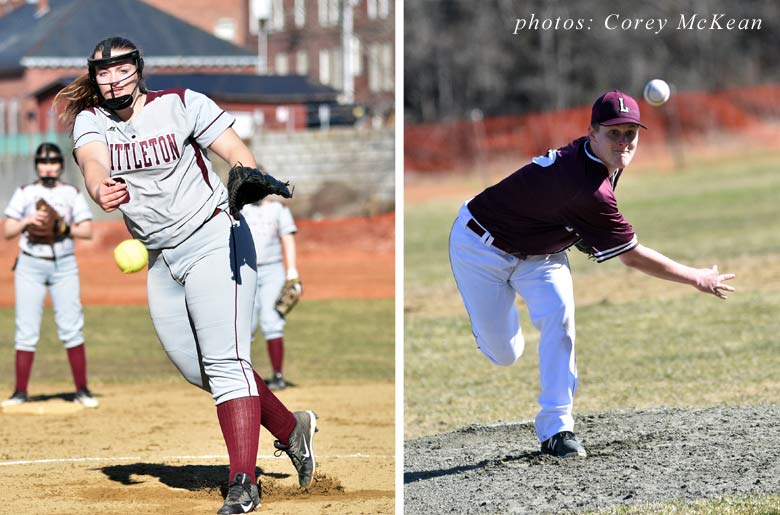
253;370;296;445
266;337;284;375
14;350;35;393
216;396;260;483
66;344;88;391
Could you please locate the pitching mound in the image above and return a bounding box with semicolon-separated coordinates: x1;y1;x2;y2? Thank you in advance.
0;382;394;514
405;405;780;514
259;472;346;499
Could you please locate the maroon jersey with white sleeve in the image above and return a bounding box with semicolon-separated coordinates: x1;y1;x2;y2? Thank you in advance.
467;136;638;262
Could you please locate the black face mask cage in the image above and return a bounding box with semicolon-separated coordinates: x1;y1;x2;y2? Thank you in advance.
36;155;63;187
87;38;145;111
40;176;59;187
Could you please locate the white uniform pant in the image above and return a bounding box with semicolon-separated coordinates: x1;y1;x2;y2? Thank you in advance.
449;203;578;442
147;212;259;405
251;261;286;340
14;253;84;351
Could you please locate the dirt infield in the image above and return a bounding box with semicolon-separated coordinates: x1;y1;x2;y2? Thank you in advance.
404;405;780;514
0;213;394;306
0;213;395;513
0;381;394;514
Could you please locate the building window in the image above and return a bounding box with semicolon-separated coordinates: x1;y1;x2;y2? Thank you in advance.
368;0;389;19
379;0;390;18
331;48;343;89
318;49;343;87
294;0;306;27
275;53;289;75
318;0;327;26
381;43;393;90
318;0;338;27
214;18;237;42
368;43;393;93
351;36;361;77
271;0;284;31
296;50;308;75
319;49;330;85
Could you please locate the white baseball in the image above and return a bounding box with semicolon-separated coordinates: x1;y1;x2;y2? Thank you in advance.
643;79;671;106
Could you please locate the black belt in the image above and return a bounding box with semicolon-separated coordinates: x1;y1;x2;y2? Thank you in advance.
466;219;527;259
22;250;55;261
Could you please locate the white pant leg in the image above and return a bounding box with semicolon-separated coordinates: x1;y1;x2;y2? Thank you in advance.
449;212;525;366
147;250;210;393
511;252;577;442
253;262;286;340
13;254;48;352
48;255;85;348
150;213;259;405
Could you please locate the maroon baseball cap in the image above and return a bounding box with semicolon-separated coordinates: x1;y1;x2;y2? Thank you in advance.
591;90;647;128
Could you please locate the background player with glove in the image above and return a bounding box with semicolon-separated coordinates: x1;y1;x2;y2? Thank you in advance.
449;90;736;459
242;197;302;391
2;142;98;408
55;36;315;514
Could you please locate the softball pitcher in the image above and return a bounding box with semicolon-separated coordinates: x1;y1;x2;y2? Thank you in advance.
450;90;735;458
242;198;300;390
54;36;316;514
2;143;98;409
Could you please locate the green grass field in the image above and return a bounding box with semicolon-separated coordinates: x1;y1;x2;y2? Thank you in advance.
405;152;780;514
0;298;394;387
585;495;780;515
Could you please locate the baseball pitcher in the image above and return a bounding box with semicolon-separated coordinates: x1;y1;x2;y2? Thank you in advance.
449;90;735;458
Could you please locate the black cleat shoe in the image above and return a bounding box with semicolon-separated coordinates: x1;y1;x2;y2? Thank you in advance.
1;390;27;407
217;472;260;514
540;431;587;458
265;372;287;391
273;410;318;488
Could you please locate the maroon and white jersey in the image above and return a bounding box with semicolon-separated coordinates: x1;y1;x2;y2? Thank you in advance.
467;136;638;262
242;200;297;265
5;181;93;258
72;89;233;249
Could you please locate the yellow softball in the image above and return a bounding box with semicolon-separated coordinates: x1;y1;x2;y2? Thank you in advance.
114;239;148;274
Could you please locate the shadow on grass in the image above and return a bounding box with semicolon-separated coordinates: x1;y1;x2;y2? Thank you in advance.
99;463;289;492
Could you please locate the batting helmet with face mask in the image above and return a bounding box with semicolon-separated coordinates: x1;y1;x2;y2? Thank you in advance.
34;142;64;187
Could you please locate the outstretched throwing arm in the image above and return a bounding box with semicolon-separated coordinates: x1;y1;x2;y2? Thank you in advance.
618;244;736;299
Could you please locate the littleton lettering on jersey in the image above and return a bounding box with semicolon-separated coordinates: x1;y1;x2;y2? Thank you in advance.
110;133;180;171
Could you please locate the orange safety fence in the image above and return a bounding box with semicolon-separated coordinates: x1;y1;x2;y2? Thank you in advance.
405;83;780;173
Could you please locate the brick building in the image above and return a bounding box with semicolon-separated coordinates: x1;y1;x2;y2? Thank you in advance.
0;0;260;139
146;0;395;119
262;0;394;117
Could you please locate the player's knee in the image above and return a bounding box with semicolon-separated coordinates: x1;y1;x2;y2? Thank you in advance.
61;336;84;349
184;374;211;392
476;334;525;366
